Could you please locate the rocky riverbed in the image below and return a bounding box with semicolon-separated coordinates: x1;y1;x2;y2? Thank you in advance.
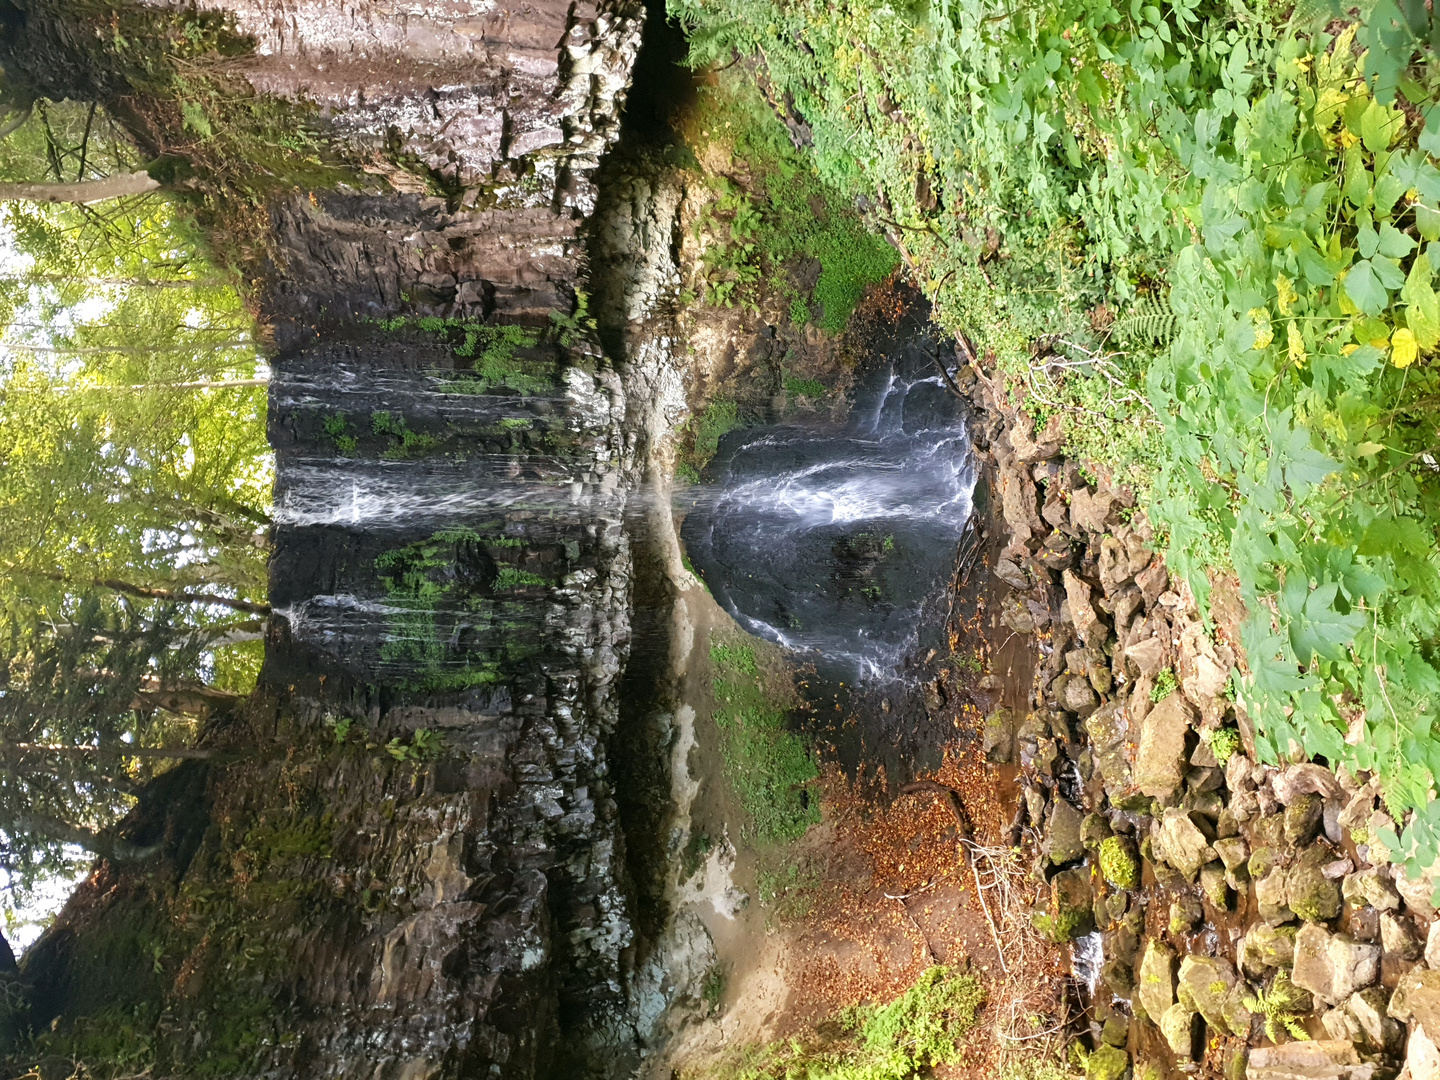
968;373;1440;1080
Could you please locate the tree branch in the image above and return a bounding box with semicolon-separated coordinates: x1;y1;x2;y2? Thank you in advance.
6;811;161;862
0;171;161;204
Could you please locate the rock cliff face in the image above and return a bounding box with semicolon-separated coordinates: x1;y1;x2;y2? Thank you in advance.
10;3;719;1078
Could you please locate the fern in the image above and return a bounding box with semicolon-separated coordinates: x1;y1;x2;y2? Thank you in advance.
1244;972;1312;1044
1110;293;1176;347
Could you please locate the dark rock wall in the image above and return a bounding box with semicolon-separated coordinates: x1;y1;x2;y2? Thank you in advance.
8;1;716;1077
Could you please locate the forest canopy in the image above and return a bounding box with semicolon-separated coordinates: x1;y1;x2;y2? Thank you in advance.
0;95;270;922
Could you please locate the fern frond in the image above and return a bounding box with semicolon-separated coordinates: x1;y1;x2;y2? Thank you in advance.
1111;292;1176;347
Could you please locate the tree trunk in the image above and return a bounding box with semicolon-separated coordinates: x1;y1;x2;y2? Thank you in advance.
0;171;161;204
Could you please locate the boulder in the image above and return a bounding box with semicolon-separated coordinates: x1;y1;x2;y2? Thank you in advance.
1160;1003;1198;1058
994;558;1030;591
1170;894;1203;936
1342;868;1401;912
1135;695;1195;798
1201;861;1231;911
1063;570;1106;647
1137;939;1177;1022
1321;1007;1363;1044
1046;797;1086;866
1283;793;1325;846
1082;812;1113;849
1244;1041;1376;1080
1177;954;1248;1036
1100;1015;1129;1048
1381;911;1423;962
1136;562;1168;607
1287;845;1342;923
1387;966;1440;1032
1396;865;1438;916
1085;701;1134;798
1099;835;1140;889
1061;676;1100;714
982;706;1015;763
1406;1022;1440;1080
1427;918;1440;969
1272;763;1343;805
1085;1045;1129;1080
1337;788;1376;832
1101;957;1135;997
1124;636;1166;678
1153;809;1215;881
1214;836;1250;871
1256;868;1294;925
1292;923;1381;1005
1240;923;1297;977
1033;867;1094;942
1070;486;1116;532
1345;987;1402;1054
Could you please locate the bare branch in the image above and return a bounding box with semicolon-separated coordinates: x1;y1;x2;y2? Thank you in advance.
0;171;161;204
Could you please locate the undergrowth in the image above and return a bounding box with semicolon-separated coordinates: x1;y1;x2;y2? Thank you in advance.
682;77;898;331
673;0;1440;889
709;966;985;1080
709;635;819;843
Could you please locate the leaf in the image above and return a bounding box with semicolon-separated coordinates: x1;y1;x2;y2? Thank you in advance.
180;101;213;139
1361;98;1403;153
1343;260;1390;315
1378;223;1417;258
1416;204;1440;241
1392;326;1419;367
1359;514;1431;557
1424;105;1440;157
1373;256;1407;290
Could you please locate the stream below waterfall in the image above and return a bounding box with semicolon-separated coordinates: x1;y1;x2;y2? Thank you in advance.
682;316;976;688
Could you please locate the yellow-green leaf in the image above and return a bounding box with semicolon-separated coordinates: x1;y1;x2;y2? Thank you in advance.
1392;327;1419;368
1360;98;1402;154
1418;204;1440;243
1356;441;1387;457
1401;253;1440;349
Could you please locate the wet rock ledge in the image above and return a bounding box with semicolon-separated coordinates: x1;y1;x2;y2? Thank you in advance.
965;373;1440;1080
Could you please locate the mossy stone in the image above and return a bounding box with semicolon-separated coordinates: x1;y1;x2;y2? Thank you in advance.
1086;1044;1129;1080
1099;835;1141;889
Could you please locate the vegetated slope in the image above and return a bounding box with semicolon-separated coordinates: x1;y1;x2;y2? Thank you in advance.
672;0;1440;880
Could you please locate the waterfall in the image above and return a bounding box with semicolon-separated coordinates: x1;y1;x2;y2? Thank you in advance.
682;326;976;683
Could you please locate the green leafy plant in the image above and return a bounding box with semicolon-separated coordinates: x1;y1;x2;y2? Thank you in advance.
709;636;818;843
724;966;985;1079
784;375;827;398
371;410;438;460
1207;727;1242;768
684;78;898;330
1150;669;1179;703
385;727;442;762
671;0;1440;890
1244;971;1312;1044
322;412;358;454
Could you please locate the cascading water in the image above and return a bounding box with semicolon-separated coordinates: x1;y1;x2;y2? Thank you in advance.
265;331;630;690
682;322;976;685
